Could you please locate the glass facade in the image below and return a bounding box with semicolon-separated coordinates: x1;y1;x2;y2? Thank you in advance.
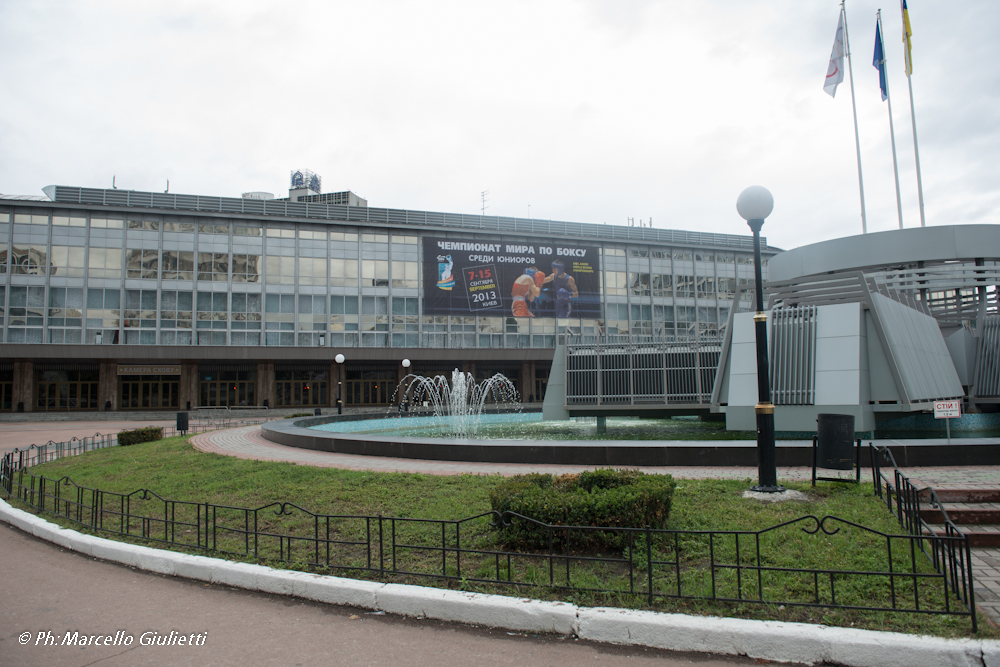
0;202;771;349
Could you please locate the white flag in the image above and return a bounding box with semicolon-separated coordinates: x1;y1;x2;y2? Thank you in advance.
824;12;846;97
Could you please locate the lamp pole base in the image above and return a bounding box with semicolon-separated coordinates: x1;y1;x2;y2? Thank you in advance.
750;484;787;494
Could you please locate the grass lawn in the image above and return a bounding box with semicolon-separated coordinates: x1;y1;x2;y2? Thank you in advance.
10;434;996;639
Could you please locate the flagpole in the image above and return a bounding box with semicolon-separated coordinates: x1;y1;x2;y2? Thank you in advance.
878;11;904;230
842;1;867;234
902;1;926;226
907;74;925;226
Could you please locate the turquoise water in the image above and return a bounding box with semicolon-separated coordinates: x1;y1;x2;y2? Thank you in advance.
306;412;1000;441
309;414;757;441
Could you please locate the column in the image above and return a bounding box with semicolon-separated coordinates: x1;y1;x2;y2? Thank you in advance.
256;362;275;408
179;362;199;411
97;362;117;411
13;361;33;412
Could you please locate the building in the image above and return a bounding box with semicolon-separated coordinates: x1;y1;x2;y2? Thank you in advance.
0;177;777;413
713;224;1000;433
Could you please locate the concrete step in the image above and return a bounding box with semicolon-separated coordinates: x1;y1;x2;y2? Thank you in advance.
926;524;1000;548
919;488;1000;504
920;504;1000;525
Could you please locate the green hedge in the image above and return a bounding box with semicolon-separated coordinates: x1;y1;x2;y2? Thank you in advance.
488;469;676;551
117;426;164;446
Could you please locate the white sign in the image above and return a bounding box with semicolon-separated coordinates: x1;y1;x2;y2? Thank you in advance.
934;400;961;419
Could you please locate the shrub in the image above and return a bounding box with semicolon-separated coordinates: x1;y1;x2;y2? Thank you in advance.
287;412;313;418
117;426;163;446
489;468;675;552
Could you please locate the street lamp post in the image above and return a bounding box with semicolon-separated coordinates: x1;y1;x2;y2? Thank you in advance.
736;186;784;493
401;359;411;412
335;353;345;415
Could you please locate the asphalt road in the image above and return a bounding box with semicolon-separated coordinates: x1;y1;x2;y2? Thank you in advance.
0;522;784;667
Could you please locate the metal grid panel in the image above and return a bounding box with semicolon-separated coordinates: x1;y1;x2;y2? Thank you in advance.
975;316;1000;397
566;337;721;406
769;306;817;405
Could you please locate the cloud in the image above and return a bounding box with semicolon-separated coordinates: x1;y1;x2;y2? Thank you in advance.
1;0;997;252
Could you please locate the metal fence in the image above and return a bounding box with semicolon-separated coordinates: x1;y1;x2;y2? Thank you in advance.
565;336;721;406
870;444;977;631
0;442;977;629
2;418;270;468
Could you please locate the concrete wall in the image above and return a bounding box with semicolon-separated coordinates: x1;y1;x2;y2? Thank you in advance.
726;303;875;433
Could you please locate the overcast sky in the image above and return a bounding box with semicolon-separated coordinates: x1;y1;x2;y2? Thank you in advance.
1;1;997;251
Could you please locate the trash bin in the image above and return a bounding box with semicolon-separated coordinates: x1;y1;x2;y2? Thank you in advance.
314;408;322;416
816;413;855;470
177;411;189;433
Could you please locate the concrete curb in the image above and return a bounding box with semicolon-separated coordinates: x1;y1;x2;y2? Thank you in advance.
2;498;998;667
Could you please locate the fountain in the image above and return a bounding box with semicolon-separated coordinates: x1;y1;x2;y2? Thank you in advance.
395;370;520;438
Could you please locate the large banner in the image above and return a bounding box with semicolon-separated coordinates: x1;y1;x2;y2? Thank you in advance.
422;237;600;319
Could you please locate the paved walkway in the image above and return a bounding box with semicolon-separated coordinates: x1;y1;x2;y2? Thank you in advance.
3;522;764;667
0;420;175;457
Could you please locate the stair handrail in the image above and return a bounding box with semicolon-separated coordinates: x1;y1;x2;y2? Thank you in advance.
870;443;975;616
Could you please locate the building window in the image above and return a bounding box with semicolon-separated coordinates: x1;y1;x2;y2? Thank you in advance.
125;249;159;280
8;286;44;343
196;292;228;338
50;246;86;277
231;254;260;283
163;221;196;233
264;293;295;346
48;287;84;344
604;271;627;297
36;369;99;411
652;274;673;298
264;255;294;284
362;260;389;287
119;375;179;409
128;217;160;231
391;260;418;288
330;296;359;332
344;370;395;406
159;290;193;346
199;369;255;407
198;252;229;282
88;247;122;279
296;295;327;346
162;250;194;280
331;258;359;287
10;244;47;275
52;215;86;227
89;217;124;229
124;290;158;344
275;369;328;407
298;257;327;286
629;272;650;297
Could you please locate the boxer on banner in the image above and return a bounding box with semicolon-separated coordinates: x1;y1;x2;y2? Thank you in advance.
511;267;543;317
543;260;578;317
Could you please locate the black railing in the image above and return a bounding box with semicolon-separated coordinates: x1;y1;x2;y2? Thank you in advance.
1;452;977;630
870;443;977;631
0;418;270;468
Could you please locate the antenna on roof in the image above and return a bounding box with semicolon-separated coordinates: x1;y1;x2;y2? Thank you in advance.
112;175;117;189
165;179;170;193
480;190;489;215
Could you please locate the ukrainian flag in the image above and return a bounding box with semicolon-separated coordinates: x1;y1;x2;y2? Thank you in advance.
901;0;913;76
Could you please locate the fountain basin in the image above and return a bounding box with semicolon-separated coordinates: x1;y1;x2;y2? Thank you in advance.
260;414;1000;467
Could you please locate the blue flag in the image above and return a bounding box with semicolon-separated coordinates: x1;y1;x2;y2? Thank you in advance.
873;23;888;101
